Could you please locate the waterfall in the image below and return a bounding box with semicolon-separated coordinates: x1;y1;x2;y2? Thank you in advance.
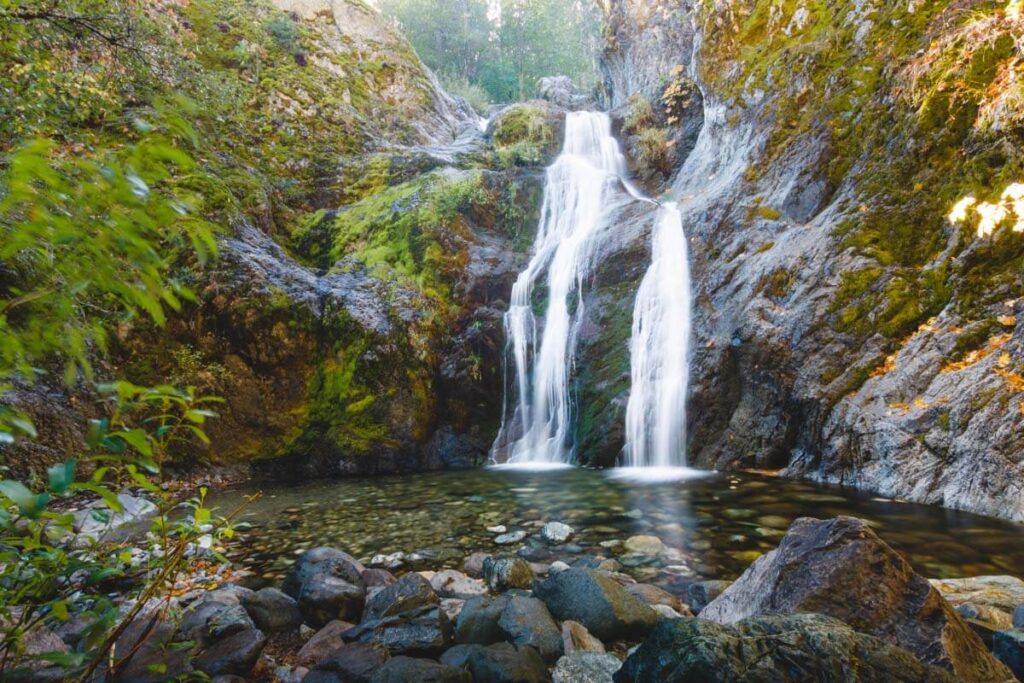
622;203;692;469
492;111;634;465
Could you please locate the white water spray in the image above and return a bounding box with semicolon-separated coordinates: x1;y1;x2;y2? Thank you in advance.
492;112;635;465
622;203;693;469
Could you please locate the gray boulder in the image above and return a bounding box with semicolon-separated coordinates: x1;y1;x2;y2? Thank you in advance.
369;656;471;683
482;556;534;591
177;585;255;646
242;587;302;633
194;628;267;677
615;614;957;683
498;594;563;662
1016;605;1024;629
297;620;356;666
284;547;366;627
344;606;453;656
533;568;658;641
362;573;438;622
442;642;548;683
553;652;622;683
454;594;511;644
700;517;1013;682
541;521;574;545
312;641;389;680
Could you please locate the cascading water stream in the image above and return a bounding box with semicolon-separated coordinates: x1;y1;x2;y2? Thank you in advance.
492;111;637;465
621;203;693;472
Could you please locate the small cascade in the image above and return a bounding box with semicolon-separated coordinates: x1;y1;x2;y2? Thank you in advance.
492;111;633;465
622;203;693;470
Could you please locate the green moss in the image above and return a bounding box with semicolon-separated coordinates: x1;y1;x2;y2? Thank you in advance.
759;267;796;300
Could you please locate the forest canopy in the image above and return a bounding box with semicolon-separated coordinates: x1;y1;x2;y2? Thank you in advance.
373;0;602;107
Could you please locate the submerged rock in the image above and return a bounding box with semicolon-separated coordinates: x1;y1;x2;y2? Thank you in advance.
541;521;575;545
615;614;957;683
700;517;1012;682
533;568;658;641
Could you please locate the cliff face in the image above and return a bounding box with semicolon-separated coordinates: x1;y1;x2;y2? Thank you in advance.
597;0;1024;521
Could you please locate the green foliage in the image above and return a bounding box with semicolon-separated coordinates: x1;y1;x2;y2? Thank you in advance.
376;0;601;102
441;74;493;114
266;13;301;53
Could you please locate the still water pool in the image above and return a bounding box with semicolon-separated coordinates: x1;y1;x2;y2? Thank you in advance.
211;467;1024;587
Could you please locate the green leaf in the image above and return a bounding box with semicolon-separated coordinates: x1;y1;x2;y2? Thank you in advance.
0;480;48;516
70;483;124;513
47;459;76;494
110;429;153;456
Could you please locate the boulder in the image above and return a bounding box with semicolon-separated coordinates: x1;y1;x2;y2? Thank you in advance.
431;570;487;599
442;642;549;683
369;656;471;683
552;652;622;683
194;628;267;677
362;573;438;622
498;594;564;662
177;585;256;646
623;583;685;612
615;613;957;683
297;620;357;666
686;580;731;615
541;522;574;545
344;606;452;656
537;76;589;110
242;587;303;633
284;548;366;627
312;641;389;680
930;576;1024;629
700;516;1013;682
533;568;658;641
482;556;534;591
562;620;605;654
464;552;491;578
993;629;1024;681
454;594;511;644
362;568;398;601
111;605;193;683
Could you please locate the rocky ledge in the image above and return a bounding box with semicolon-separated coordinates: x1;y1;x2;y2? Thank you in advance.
14;516;1024;682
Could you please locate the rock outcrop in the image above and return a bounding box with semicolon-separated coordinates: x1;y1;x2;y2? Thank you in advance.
700;516;1012;682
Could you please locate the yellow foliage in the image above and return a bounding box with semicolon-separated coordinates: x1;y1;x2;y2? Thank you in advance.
942;333;1012;372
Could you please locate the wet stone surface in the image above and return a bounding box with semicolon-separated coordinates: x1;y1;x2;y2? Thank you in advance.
211;468;1024;589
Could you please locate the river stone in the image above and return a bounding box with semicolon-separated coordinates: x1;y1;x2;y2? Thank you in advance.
931;576;1024;628
454;594;511;644
533;568;658;641
283;547;365;597
194;628;267;677
686;580;731;615
297;620;357;666
362;568;398;600
614;613;957;683
242;587;302;633
441;597;466;622
562;620;605;654
623;535;665;555
552;652;622;683
700;516;1012;682
344;605;452;656
273;665;309;683
362;573;438;622
369;656;471;683
541;522;574;545
442;642;549;683
482;556;534;591
1016;605;1024;629
993;629;1024;681
550;560;572;574
431;569;487;599
495;530;527;545
497;594;564;662
624;583;685;612
464;552;491;578
300;574;367;627
312;641;390;679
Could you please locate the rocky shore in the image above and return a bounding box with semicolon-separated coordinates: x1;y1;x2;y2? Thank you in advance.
13;515;1024;682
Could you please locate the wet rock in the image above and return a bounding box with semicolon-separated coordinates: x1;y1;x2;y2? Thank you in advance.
700;517;1011;682
297;620;357;666
483;556;534;591
362;573;438;622
369;656;471;682
463;552;491;578
195;628;267;677
369;552;406;570
442;642;549;683
993;629;1024;681
243;587;302;633
686;580;732;615
284;547;366;627
72;493;157;541
431;570;487;599
495;530;527;545
2;624;74;683
362;568;398;598
553;652;622;683
534;568;658;641
178;586;256;645
623;583;685;612
274;665;308;683
454;594;511;644
109;605;193;683
541;522;574;545
615;613;956;683
550;560;571;574
312;641;390;679
487;525;508;534
623;535;665;556
498;594;564;662
931;576;1024;629
562;620;605;654
344;606;453;656
1016;605;1024;629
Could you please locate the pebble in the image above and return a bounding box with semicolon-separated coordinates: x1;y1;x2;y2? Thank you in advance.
495;531;527;545
487;525;508;534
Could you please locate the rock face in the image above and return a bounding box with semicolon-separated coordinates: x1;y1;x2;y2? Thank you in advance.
700;517;1012;682
615;613;958;683
596;0;1024;522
